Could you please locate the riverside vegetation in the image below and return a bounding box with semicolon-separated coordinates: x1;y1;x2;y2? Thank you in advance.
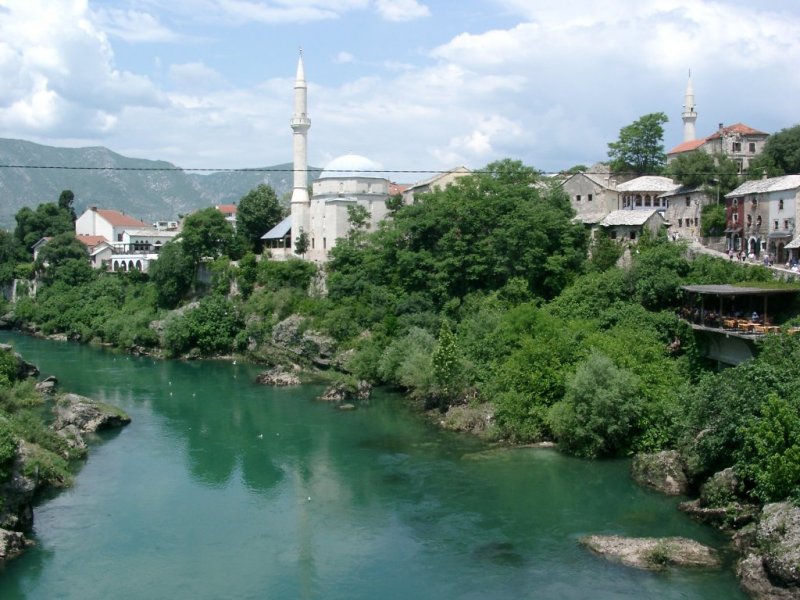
2;160;800;592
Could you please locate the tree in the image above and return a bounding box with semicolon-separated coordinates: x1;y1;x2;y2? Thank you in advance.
667;151;740;198
294;228;309;257
180;208;234;263
14;202;74;250
700;204;726;237
58;190;77;222
749;124;800;176
346;205;370;237
548;352;643;458
148;242;195;308
35;232;93;285
236;184;284;252
607;112;669;175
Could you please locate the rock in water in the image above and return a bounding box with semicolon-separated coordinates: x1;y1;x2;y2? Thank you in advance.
754;502;800;588
255;367;301;386
0;529;33;560
631;450;689;496
53;393;131;434
581;535;721;570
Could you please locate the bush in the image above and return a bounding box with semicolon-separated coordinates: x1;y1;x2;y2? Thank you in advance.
548;353;643;458
0;419;18;481
736;394;800;503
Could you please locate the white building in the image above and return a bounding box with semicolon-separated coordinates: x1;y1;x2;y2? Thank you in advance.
617;176;679;211
75;207;151;243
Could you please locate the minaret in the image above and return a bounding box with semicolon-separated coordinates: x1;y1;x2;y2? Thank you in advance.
290;50;311;253
682;70;697;142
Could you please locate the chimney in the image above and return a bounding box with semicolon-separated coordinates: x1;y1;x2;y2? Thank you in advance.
91;206;97;211
718;123;724;132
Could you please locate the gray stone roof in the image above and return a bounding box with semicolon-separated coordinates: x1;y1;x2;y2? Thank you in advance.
616;176;680;193
725;175;800;197
600;209;662;227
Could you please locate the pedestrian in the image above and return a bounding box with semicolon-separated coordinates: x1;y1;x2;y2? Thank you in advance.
728;249;733;260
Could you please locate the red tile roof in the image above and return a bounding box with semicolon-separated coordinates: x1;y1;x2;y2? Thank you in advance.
706;123;768;140
216;204;237;215
667;138;707;155
76;235;108;248
96;209;149;228
389;183;410;195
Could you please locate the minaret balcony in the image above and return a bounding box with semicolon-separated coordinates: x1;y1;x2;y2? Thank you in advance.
291;117;311;128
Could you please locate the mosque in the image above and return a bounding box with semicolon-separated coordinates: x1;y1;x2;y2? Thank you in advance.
261;52;393;262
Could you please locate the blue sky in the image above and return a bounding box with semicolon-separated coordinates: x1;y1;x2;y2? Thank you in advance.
1;0;799;178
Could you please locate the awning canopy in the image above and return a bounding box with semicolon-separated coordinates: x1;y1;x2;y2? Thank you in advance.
261;215;292;240
785;236;800;250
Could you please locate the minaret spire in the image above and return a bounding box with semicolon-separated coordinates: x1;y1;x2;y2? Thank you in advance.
682;70;697;142
290;49;311;254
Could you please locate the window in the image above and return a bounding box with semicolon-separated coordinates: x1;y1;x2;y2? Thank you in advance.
752;198;758;208
732;198;739;208
785;220;790;230
774;220;779;230
757;215;762;227
576;194;581;202
685;197;691;207
678;218;683;227
747;214;752;227
749;142;756;153
311;238;315;249
779;199;784;210
323;237;327;249
117;233;123;242
630;231;636;241
733;213;738;223
732;142;742;152
609;231;617;240
635;195;642;207
587;194;593;202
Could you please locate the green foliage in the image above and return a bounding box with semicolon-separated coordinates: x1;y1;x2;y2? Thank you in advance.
180;207;235;262
164;295;243;356
237;252;258;298
328;159;587;310
14;201;74;250
237;184;284;252
749;124;800;176
630;239;689;309
667;151;740;198
257;258;316;291
58;189;77;222
737;394;800;503
148;242;195;309
0;419;17;481
377;327;437;398
346;205;371;236
589;229;623;271
431;321;462;402
35;232;93;285
607;112;669;175
294;229;310;256
701;203;726;237
549;353;643;458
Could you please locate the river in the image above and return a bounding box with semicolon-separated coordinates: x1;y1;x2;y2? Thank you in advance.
0;332;746;599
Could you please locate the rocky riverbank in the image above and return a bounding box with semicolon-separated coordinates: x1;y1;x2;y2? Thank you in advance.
631;451;800;600
0;346;131;564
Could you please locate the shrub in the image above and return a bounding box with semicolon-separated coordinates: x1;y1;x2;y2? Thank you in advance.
548;353;643;458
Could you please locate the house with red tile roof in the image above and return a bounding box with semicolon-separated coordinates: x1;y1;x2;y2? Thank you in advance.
667;122;769;173
216;204;237;227
75;207;152;244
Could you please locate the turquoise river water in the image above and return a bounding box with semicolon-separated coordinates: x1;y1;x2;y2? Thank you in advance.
0;332;747;599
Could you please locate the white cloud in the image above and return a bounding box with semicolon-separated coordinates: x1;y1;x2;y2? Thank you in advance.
169;62;226;91
0;0;165;139
374;0;430;22
334;51;355;64
93;8;185;43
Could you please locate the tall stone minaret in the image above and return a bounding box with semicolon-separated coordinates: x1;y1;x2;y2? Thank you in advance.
290;50;311;253
682;70;697;142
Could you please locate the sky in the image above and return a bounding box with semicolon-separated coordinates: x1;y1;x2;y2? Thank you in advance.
1;0;799;179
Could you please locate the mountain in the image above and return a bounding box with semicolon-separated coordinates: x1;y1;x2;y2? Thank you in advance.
0;138;321;229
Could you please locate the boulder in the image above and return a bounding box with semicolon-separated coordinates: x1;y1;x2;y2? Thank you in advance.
0;529;33;561
737;554;799;600
320;384;347;402
319;380;371;402
757;502;800;588
581;535;721;570
339;403;356;411
35;375;57;395
271;315;336;366
255;367;300;386
631;450;689;496
53;393;131;434
679;498;759;530
0;344;39;380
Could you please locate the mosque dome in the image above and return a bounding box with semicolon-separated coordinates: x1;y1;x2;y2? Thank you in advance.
319;154;385;179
